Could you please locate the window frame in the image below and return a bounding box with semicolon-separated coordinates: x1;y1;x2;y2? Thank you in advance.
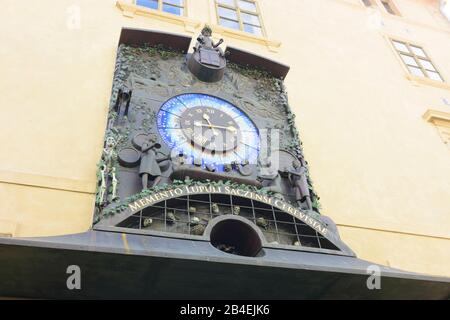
215;0;266;37
379;0;401;16
134;0;187;17
390;39;445;83
423;109;450;150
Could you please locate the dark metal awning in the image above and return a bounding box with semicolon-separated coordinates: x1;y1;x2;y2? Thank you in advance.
118;28;192;53
0;231;448;299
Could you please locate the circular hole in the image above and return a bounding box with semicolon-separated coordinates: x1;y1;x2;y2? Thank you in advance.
210;219;263;257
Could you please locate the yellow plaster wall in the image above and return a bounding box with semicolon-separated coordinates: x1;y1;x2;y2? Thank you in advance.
0;0;448;276
338;226;450;277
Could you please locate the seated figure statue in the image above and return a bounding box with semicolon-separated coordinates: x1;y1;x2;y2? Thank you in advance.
188;25;227;82
194;25;225;67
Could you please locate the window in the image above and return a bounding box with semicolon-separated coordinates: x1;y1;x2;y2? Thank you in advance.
135;0;185;16
216;0;264;36
380;0;400;15
391;40;444;82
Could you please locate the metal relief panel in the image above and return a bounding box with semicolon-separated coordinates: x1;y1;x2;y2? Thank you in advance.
94;30;354;257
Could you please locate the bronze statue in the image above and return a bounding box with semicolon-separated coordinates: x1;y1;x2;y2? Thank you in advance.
286;160;313;211
188;25;227;82
104;136;118;167
258;160;284;199
139;135;163;190
114;88;132;120
237;159;253;176
193;25;225;58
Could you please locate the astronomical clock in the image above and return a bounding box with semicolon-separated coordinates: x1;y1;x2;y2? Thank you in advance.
94;26;354;258
157;93;259;168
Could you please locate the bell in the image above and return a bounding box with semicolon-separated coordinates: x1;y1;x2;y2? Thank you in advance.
293;240;301;247
233;206;240;216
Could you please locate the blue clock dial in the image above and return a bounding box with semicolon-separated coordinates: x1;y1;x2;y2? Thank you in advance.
157;93;259;167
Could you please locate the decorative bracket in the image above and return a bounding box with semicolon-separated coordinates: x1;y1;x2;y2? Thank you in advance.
423;109;450;148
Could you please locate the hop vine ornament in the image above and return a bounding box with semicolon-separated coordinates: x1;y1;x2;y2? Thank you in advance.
96;165;107;206
96;136;121;208
190;224;206;236
111;167;119;201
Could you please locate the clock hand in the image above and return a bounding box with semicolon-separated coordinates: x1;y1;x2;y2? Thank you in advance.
202;114;219;136
194;122;238;133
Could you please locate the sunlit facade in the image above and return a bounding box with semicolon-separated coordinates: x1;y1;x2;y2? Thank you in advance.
0;0;449;299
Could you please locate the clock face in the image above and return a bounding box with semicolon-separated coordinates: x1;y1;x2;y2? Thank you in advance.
157;94;259;167
180;106;239;153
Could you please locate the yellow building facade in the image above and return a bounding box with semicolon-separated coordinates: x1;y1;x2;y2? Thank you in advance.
0;0;449;278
